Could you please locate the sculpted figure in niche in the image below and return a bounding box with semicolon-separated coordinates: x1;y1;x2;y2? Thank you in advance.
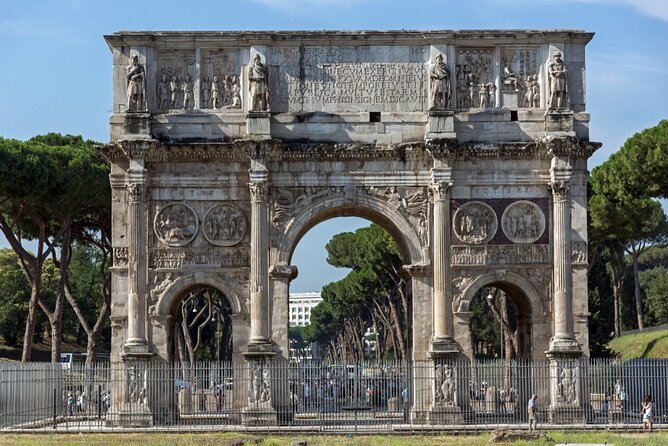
169;76;179;109
157;74;170;110
200;77;210;109
548;51;568;110
182;74;194;110
125;55;146;111
248;54;269;111
436;364;456;405
430;54;451;110
211;76;220;108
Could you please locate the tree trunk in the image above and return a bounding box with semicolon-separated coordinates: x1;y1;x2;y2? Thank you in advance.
22;281;41;362
632;249;645;331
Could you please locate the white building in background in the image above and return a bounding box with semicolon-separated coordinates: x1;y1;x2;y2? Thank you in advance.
289;292;322;326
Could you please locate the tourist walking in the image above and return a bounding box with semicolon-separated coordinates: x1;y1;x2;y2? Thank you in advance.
527;394;538;431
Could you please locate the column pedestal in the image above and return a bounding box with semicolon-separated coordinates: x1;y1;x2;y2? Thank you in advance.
427;361;463;424
546;354;585;424
106;359;154;427
426;110;455;139
246;112;271;140
544;110;574;137
242;351;278;426
123;112;152;138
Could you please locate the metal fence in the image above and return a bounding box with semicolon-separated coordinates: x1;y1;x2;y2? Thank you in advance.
1;358;666;432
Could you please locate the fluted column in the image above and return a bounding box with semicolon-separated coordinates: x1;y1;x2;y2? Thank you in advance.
548;154;580;354
429;174;458;356
124;155;149;353
249;175;270;345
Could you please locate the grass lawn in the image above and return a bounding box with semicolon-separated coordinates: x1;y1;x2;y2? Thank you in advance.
1;432;667;446
607;328;668;359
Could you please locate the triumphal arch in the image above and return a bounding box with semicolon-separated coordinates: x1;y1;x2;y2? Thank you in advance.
102;30;599;426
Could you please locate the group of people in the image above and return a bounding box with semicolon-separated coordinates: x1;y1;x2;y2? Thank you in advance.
64;390;110;416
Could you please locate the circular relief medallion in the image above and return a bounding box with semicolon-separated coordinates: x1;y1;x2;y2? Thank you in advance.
453;201;497;245
501;200;546;244
154;202;199;247
202;204;248;247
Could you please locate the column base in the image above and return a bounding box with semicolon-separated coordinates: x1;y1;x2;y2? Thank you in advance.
246;112;271;140
245;341;275;355
546;337;581;357
106;403;153;427
428;403;464;424
429;337;459;359
122;340;152;358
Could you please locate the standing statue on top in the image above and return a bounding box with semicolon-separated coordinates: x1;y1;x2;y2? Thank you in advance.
126;55;146;112
248;54;269;112
430;53;451;110
548;51;569;110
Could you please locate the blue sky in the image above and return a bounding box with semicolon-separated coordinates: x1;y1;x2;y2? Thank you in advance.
1;0;666;292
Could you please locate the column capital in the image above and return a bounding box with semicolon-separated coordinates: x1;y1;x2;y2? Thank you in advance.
126;182;146;203
549;181;570;203
400;263;432;278
429;180;452;201
249;181;269;202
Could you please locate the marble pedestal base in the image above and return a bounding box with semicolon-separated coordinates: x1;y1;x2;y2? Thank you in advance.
123;112;152;138
242;404;278;426
106;403;153;427
502;90;521;108
548;405;585;424
544;110;575;136
428;403;464;424
426;110;455;139
246;112;271;140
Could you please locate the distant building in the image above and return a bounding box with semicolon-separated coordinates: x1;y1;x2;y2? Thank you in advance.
289;292;322;327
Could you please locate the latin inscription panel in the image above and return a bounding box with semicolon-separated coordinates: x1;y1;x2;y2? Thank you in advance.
268;46;429;113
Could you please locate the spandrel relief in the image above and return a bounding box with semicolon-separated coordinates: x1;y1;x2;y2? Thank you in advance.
202;49;242;110
156;50;196;111
455;48;494;109
367;186;428;246
202;204;248;247
153;202;199;247
501;201;546;244
453;201;497;245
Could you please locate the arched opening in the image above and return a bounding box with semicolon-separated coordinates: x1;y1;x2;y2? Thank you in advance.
466;280;535;416
168;286;234;364
287;216;414;363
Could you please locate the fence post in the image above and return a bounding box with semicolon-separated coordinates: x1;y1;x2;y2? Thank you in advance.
53;387;57;429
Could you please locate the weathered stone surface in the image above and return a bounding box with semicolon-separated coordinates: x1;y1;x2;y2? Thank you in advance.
102;29;600;428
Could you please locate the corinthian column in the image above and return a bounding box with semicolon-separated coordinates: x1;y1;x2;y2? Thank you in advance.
249;170;271;347
124;149;150;354
429;178;458;356
548;155;580;354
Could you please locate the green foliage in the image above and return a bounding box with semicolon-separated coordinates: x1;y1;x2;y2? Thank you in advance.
608;329;668;359
640;267;668;326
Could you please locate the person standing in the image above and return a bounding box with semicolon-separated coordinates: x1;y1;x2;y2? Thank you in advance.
527;394;538;431
642;394;654;432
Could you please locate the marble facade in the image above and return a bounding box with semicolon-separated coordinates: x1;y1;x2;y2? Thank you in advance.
101;30;599;426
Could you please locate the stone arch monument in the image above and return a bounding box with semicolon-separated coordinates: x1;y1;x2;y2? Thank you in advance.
101;30;599;426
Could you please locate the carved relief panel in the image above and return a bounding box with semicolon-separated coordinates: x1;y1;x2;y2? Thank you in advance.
201;49;242;109
500;48;540;108
155;50;196;111
153;202;199;247
501;200;546;244
202;204;248;246
453;201;497;244
455;48;495;109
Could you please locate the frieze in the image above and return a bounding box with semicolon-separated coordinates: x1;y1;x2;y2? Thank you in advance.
451;244;549;266
501;201;546;244
571;240;587;265
500;48;540;108
202;204;247;247
153;202;199;247
201;48;242;109
150;247;250;269
155;50;196;111
453;201;497;245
